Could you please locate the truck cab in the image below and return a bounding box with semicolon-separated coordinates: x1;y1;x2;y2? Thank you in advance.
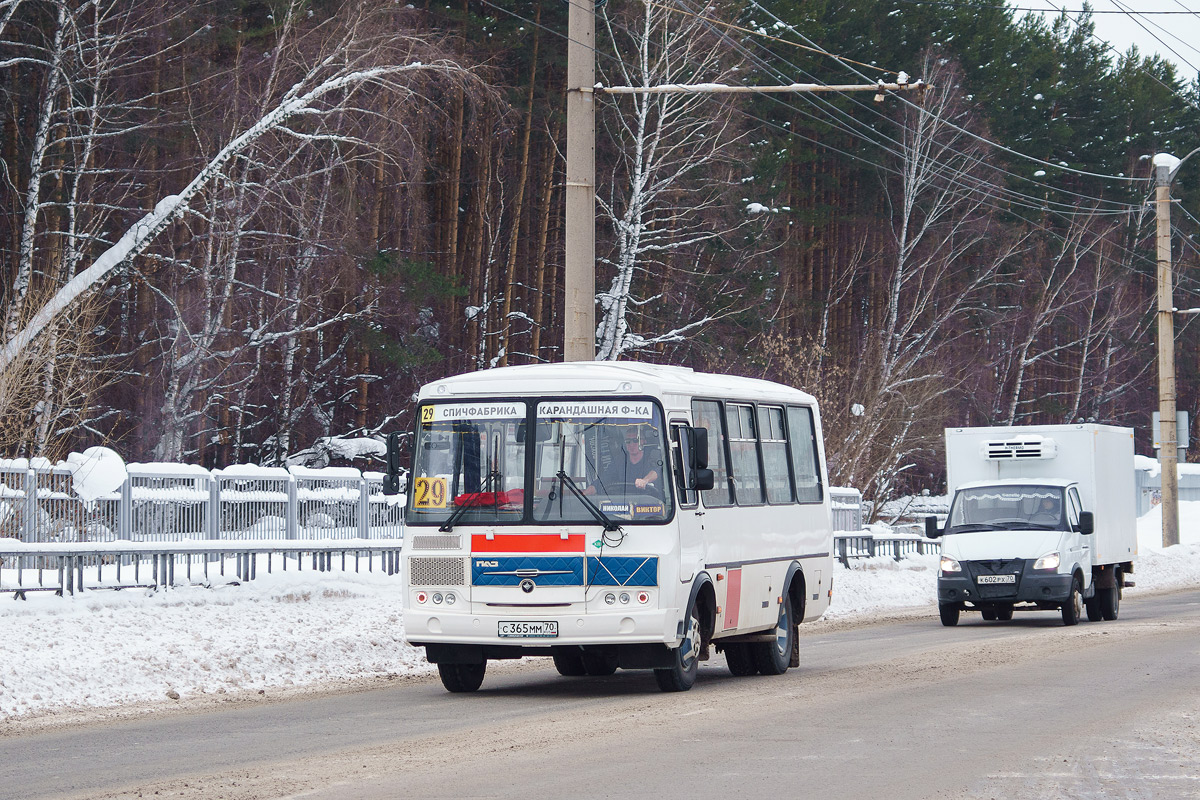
931;478;1096;625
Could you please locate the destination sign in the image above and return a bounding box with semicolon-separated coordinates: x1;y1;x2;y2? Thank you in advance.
537;402;653;420
421;402;526;423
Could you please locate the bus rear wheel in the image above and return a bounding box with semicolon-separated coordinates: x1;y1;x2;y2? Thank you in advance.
552;650;587;676
723;642;758;676
655;602;701;692
438;661;486;693
582;650;618;676
753;597;793;675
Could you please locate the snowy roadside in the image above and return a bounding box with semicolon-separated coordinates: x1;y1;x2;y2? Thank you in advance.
2;506;1198;724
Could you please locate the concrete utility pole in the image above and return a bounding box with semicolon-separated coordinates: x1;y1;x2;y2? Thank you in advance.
563;0;596;362
1154;152;1185;548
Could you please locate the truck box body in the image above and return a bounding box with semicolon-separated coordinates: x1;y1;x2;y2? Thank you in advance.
945;424;1137;565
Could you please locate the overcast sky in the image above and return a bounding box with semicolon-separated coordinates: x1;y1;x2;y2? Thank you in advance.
1020;2;1200;79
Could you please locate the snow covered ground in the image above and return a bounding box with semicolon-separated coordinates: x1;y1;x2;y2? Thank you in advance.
3;505;1198;722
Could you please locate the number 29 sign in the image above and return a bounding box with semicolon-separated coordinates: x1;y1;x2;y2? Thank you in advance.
413;477;448;509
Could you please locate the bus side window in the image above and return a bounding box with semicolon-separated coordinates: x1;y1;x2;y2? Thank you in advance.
671;424;698;507
758;405;793;504
786;405;823;503
727;403;764;505
691;400;733;507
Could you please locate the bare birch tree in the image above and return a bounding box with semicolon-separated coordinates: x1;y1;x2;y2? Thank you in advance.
594;0;762;360
833;53;1029;509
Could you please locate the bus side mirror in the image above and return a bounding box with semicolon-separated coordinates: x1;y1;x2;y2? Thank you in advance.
680;426;713;491
383;432;403;496
687;427;709;469
1078;511;1094;535
925;515;941;539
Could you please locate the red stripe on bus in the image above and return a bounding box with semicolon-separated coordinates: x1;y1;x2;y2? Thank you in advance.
471;534;586;553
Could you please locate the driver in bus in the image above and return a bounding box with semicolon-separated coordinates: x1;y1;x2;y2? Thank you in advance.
587;426;661;497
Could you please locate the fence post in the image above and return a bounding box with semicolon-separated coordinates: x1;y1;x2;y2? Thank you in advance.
286;476;298;540
208;477;220;540
22;469;36;543
358;477;370;540
119;476;132;540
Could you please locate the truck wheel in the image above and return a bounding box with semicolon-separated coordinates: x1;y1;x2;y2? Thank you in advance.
995;605;1014;621
552;650;587;676
438;661;486;693
753;597;794;676
1101;570;1121;621
723;642;758;676
1085;596;1103;622
654;600;701;692
581;650;619;676
1061;577;1082;626
939;603;960;627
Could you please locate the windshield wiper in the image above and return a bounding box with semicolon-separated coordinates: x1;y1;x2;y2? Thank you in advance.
439;463;500;533
556;470;621;532
946;523;1005;533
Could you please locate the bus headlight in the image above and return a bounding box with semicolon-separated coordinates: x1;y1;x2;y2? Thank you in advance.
604;592;616;605
939;555;962;574
1033;552;1060;571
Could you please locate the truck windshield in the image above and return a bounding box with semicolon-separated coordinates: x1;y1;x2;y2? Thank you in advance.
945;485;1068;532
406;398;673;526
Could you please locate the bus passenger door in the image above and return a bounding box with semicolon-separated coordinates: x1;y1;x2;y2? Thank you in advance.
671;422;704;582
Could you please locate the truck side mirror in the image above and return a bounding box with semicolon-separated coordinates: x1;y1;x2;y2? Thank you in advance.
925;515;941;539
383;432;403;496
1077;511;1094;535
693;468;715;491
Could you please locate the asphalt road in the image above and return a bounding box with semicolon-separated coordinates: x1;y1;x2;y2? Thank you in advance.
4;590;1200;800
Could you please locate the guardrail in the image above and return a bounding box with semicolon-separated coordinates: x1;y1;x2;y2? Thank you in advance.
0;461;405;544
0;540;403;597
833;534;941;567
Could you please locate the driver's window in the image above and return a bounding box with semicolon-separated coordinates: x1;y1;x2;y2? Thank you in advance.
1067;489;1082;528
671;423;698;507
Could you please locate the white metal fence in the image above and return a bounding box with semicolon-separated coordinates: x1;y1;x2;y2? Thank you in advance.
0;460;404;545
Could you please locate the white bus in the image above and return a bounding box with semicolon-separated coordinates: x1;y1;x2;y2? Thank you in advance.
383;362;834;692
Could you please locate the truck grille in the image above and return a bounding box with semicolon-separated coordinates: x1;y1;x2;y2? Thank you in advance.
969;559;1024;599
409;557;465;586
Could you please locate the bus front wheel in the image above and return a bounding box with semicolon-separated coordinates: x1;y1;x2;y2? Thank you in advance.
655;602;701;692
438;661;486;693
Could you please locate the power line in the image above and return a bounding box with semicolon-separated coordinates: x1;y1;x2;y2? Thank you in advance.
742;0;1148;183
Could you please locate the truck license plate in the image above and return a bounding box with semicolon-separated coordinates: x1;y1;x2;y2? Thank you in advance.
976;574;1016;584
498;620;559;638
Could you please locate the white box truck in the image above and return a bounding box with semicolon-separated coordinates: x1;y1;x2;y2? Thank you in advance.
926;424;1137;627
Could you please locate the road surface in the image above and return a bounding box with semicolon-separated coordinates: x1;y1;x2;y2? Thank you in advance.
4;590;1200;799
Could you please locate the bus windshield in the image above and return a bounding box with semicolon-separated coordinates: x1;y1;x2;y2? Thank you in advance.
406;398;673;526
532;400;673;524
408;401;527;526
945;485;1068;533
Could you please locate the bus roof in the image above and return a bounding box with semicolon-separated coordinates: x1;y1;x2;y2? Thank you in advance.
417;362;817;406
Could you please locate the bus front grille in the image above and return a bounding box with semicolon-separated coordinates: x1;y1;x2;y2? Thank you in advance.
409;557;466;586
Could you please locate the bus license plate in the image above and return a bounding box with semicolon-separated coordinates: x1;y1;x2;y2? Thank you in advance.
498;620;559;638
976;575;1016;584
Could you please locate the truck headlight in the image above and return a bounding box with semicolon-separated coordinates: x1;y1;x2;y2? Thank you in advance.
1033;552;1060;571
939;555;961;574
